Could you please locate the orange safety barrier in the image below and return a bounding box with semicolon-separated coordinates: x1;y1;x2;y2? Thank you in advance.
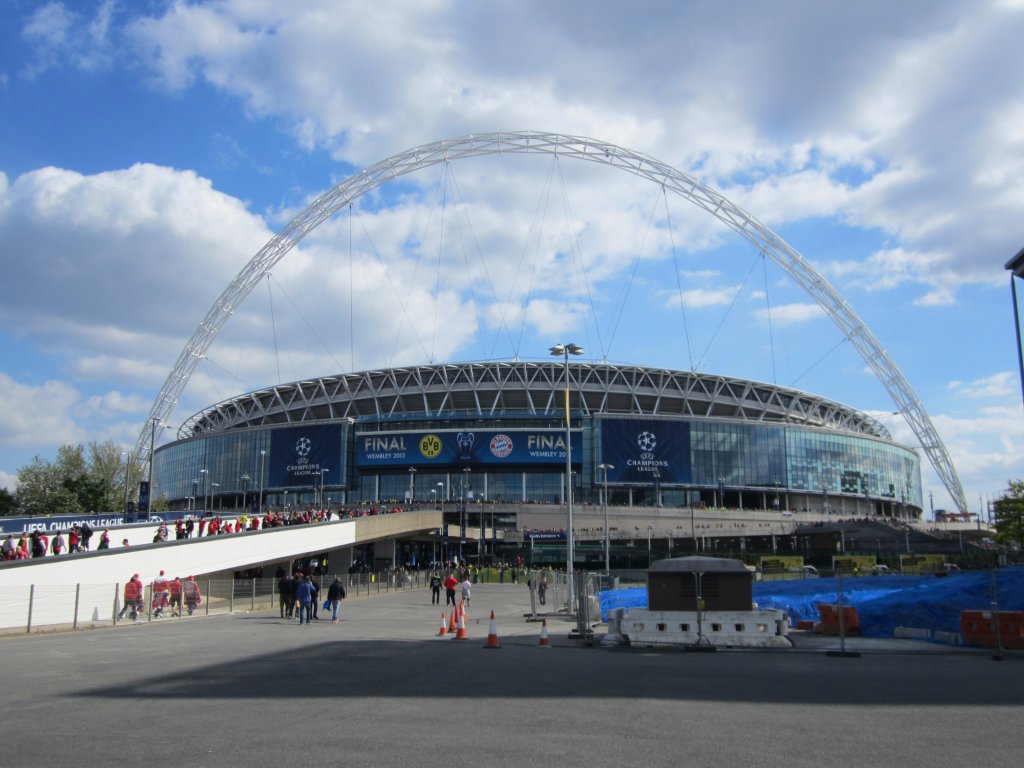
960;610;1024;650
795;619;815;631
814;603;860;636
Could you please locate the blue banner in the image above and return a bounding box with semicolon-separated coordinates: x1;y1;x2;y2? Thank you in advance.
269;423;343;488
599;418;691;484
356;429;580;467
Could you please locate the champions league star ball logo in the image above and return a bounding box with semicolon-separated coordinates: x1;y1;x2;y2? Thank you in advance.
637;431;657;453
295;437;312;457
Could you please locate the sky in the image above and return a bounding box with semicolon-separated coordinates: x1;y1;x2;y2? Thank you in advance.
1;0;1023;517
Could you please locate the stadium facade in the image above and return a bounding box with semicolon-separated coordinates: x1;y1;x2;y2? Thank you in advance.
150;361;923;520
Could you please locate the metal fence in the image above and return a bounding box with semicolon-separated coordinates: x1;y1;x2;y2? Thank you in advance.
0;570;444;634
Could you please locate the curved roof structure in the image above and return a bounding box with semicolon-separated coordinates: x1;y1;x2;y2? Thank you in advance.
180;361;890;440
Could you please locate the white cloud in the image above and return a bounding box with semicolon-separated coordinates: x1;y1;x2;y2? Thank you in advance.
0;470;17;491
20;0;117;76
754;302;825;326
949;372;1018;400
0;372;83;447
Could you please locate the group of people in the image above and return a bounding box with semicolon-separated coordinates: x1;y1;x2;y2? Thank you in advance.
117;571;203;622
1;523;115;561
276;568;347;624
432;571;473;606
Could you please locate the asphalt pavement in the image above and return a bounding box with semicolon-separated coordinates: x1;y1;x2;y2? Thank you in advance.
0;582;1020;768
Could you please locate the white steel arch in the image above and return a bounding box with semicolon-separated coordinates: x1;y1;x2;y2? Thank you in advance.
136;130;967;513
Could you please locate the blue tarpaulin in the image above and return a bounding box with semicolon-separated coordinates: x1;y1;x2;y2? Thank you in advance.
599;567;1024;640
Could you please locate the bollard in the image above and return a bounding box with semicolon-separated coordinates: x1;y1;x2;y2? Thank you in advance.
251;579;256;612
229;579;235;613
113;583;120;626
206;579;211;615
73;583;81;630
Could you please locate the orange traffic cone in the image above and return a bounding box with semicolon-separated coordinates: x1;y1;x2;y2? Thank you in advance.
447;607;458;634
483;610;501;649
438;612;448;636
539;618;550;648
454;607;469;639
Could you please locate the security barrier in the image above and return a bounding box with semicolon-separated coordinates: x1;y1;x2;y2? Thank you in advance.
814;603;860;635
960;610;1024;650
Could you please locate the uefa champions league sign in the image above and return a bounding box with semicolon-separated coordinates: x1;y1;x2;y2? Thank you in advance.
599;418;691;484
268;424;344;488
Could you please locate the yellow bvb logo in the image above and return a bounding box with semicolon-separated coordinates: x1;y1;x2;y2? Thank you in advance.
419;434;442;459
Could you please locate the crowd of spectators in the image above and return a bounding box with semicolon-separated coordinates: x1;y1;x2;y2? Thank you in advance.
0;504;414;562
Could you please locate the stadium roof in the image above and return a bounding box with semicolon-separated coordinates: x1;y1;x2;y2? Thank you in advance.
180;361;890;440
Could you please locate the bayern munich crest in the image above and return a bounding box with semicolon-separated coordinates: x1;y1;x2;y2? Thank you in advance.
489;433;514;458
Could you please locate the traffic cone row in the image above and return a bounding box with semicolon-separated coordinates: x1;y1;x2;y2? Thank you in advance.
431;603;549;648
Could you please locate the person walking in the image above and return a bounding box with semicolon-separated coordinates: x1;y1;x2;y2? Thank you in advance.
50;532;65;556
118;574;143;621
309;575;321;620
183;576;202;615
277;572;293;618
429;573;442;605
294;576;315;625
169;577;183;616
326;577;346;623
443;573;459;607
460;576;472;606
152;571;170;618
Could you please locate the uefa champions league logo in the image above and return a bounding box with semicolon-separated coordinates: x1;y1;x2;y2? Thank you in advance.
637;431;657;452
296;436;312;457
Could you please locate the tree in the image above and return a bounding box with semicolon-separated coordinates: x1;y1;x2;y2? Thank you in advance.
16;455;81;516
992;480;1024;550
0;487;16;516
15;440;144;516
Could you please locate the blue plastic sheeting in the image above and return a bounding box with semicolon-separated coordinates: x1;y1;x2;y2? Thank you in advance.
599;568;1024;640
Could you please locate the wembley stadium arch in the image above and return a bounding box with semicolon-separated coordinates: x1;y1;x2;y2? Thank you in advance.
138;131;966;515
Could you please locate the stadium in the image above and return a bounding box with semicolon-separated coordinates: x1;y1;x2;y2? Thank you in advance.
138;132;960;566
151;359;923;526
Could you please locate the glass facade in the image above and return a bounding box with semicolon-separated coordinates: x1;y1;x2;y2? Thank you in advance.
153;415;922;515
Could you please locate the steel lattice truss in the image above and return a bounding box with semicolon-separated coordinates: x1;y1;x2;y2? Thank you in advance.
137;130;967;513
182;361;890;437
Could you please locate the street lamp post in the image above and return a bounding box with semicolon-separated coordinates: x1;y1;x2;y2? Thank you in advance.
461;468;471;563
598;463;614;574
550;341;583;611
143;417;162;518
190;479;198;512
240;474;250;512
258;450;266;515
408;467;417;510
120;451;130;517
319;469;330;508
200;469;209;514
211;482;220;511
647;524;654;567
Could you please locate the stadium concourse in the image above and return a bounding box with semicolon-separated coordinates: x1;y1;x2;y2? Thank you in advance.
0;510;442;589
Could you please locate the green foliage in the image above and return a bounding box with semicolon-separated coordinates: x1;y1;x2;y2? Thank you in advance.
0;487;17;516
992;479;1024;548
15;440;145;516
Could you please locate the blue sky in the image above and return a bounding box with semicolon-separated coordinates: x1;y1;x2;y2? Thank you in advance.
1;0;1022;516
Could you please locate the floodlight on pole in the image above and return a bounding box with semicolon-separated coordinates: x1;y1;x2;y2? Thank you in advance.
550;341;583;613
